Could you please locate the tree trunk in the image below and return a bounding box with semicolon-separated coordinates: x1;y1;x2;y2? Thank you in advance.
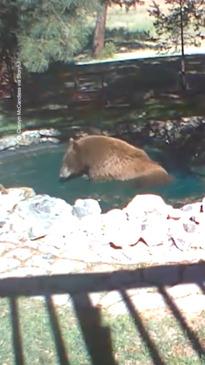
0;48;16;99
179;0;188;91
92;1;109;57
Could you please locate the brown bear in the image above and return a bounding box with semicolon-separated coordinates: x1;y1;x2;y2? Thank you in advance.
59;135;171;187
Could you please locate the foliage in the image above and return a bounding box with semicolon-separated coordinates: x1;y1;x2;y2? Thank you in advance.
107;0;144;10
96;41;117;58
149;0;205;53
0;0;98;72
18;0;98;72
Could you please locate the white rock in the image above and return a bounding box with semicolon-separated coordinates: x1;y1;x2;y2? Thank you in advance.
125;194;170;219
182;220;197;233
5;248;32;261
1;185;205;271
12;194;73;240
72;198;101;218
168;209;205;249
181;201;203;217
168;219;197;250
202;197;205;212
20;130;41;145
0;135;17;151
15;194;72;218
39;128;60;137
101;209;141;247
166;207;182;220
0;258;20;273
140;215;169;246
0;187;35;213
79;214;103;239
102;208;126;223
0;213;30;241
186;230;205;249
47;214;80;247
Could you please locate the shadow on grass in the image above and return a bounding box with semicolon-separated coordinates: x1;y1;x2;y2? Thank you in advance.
0;262;205;364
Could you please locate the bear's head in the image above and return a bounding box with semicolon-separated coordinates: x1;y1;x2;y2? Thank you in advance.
59;138;85;180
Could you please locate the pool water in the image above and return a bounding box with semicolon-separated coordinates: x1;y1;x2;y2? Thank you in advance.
0;143;204;211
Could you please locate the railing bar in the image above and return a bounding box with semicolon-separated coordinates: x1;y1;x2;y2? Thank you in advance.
9;297;25;365
45;295;71;365
120;289;166;365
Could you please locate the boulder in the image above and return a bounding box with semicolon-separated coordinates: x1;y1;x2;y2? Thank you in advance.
140;214;169;247
13;194;73;240
101;209;141;248
0;186;35;213
72;198;102;219
125;194;170;218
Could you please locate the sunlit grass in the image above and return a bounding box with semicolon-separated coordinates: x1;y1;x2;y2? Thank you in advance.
0;296;205;365
107;6;154;34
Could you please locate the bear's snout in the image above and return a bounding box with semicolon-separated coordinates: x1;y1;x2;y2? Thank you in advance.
59;175;67;182
59;166;72;181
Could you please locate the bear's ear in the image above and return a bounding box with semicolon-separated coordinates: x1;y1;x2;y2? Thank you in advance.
69;137;79;150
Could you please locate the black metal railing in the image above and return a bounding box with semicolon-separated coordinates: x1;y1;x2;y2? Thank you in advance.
0;262;204;365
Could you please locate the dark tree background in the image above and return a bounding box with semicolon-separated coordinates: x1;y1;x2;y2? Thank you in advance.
149;0;205;90
0;0;98;73
0;0;204;85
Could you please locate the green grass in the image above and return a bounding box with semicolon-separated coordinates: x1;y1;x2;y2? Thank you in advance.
0;296;205;365
95;41;117;59
86;3;156;51
0;297;91;365
88;2;205;61
106;6;154;35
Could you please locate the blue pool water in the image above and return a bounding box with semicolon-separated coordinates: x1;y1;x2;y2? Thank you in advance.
0;143;204;211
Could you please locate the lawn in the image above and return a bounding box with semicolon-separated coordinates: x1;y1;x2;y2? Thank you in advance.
0;296;205;365
103;0;205;60
106;4;154;35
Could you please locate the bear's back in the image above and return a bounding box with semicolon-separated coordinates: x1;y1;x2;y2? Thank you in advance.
78;135;150;162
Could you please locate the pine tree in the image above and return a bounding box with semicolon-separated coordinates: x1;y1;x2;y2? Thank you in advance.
149;0;205;90
0;0;98;73
17;0;97;72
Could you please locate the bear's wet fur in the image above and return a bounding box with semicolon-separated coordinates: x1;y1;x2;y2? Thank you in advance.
59;135;172;187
